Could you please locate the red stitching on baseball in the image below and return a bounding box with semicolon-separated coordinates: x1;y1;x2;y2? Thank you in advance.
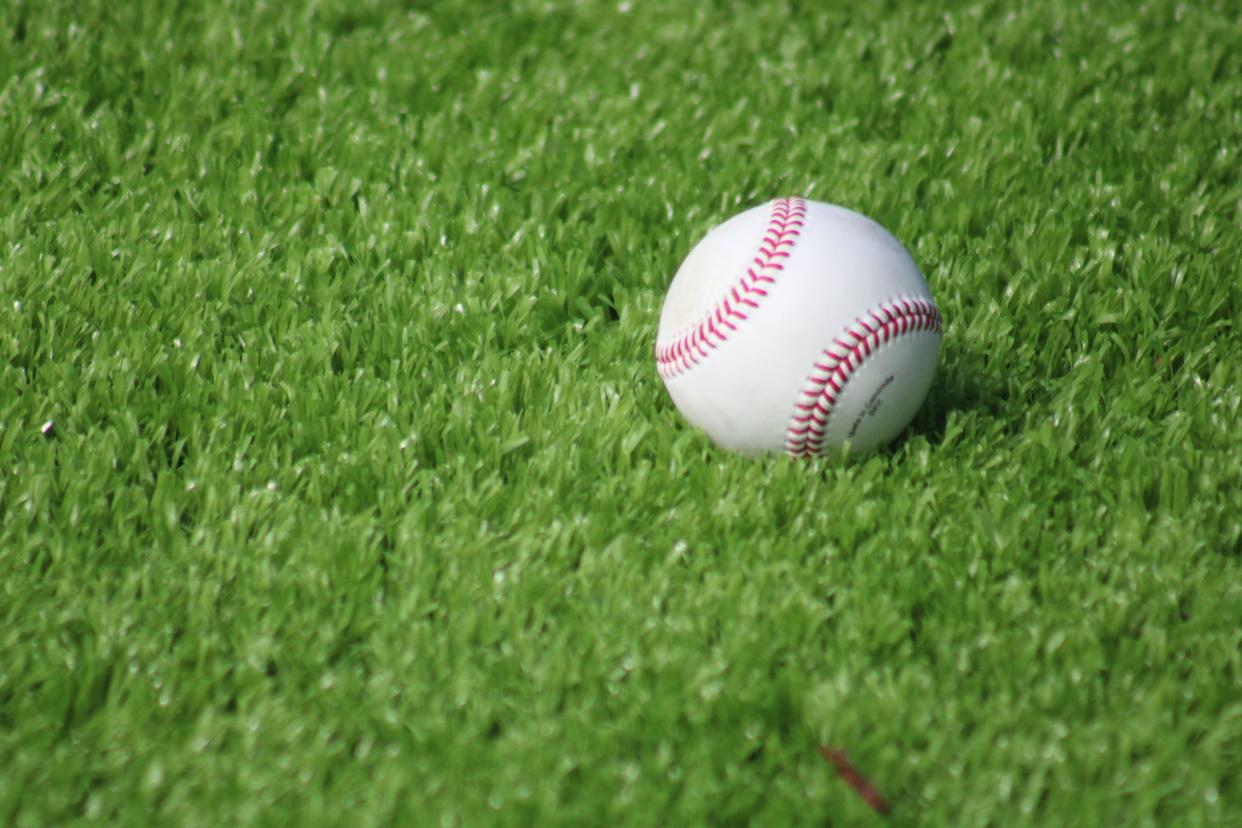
655;198;808;380
784;298;941;457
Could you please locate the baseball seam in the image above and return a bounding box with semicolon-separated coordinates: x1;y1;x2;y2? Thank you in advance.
784;298;942;457
654;198;808;380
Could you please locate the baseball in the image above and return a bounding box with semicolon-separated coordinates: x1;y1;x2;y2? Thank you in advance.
654;198;942;456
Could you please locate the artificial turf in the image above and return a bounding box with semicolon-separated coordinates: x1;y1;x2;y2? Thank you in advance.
2;0;1240;824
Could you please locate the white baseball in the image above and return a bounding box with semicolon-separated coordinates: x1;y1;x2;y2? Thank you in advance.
655;198;942;456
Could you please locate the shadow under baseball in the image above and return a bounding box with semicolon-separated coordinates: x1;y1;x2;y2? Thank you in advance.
898;343;1014;450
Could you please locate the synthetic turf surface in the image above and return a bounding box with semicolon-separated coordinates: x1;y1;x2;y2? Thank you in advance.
2;1;1240;825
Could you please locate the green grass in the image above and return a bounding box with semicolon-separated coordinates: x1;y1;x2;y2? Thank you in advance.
2;0;1240;824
